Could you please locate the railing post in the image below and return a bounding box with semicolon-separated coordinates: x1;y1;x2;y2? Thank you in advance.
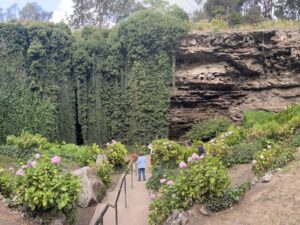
115;204;118;225
124;176;128;208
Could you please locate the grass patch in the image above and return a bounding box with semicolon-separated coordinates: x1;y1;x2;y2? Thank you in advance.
0;154;17;169
190;19;300;32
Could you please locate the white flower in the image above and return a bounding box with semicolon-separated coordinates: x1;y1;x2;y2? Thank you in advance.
260;155;264;159
263;149;267;151
267;145;272;149
252;160;257;164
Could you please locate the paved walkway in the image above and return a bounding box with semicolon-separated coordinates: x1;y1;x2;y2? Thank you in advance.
89;156;151;225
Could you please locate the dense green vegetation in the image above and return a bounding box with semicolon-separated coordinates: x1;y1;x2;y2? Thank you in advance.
0;10;187;145
147;104;300;224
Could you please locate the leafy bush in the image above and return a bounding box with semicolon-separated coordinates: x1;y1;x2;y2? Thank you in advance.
288;128;300;148
6;132;48;160
151;139;196;167
148;156;230;225
187;116;232;142
252;145;295;176
105;143;127;168
146;167;178;192
15;155;80;224
221;138;265;167
0;168;15;198
205;137;231;158
202;181;251;212
94;160;113;186
0;145;17;158
44;143;101;167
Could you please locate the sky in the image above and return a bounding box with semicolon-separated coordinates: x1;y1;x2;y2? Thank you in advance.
1;0;199;22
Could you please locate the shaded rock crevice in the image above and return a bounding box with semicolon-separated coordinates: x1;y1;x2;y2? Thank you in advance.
170;29;300;139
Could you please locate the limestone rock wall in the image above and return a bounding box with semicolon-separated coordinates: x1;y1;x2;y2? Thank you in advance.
170;29;300;139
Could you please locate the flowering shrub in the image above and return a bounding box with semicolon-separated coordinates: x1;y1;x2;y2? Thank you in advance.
151;139;196;167
252;145;294;176
105;143;127;168
15;155;80;224
94;159;113;186
148;156;230;225
6;132;48;160
44;143;102;166
146;167;178;191
205;136;231;157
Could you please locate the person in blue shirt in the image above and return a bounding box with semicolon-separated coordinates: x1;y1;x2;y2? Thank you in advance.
137;152;147;181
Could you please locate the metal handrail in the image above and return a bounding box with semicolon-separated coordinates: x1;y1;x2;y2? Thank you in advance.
94;161;134;225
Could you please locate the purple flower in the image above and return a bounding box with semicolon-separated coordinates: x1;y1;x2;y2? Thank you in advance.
150;193;156;200
51;156;61;164
160;178;167;184
8;167;14;172
179;162;187;169
167;180;174;186
16;169;25;176
35;153;41;159
30;161;37;168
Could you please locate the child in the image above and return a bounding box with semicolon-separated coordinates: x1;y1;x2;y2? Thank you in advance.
130;151;138;174
137;152;147;181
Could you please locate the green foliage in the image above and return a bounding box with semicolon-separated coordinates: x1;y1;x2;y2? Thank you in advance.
288;128;300;148
252;144;295;177
105;143;127;168
202;181;251;212
221;138;265;167
148;156;230;225
151;139;196;167
242;111;274;128
0;168;15;198
187;116;232;142
44;143;101;167
146;167;178;191
0;22;76;144
6;132;48;160
16;155;80;224
94;159;113;186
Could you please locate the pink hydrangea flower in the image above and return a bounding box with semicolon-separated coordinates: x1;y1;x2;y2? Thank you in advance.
160;178;167;184
192;153;200;160
35;153;41;159
167;180;174;186
188;157;193;163
16;169;25;176
150;193;156;200
30;161;37;168
179;162;187;169
8;167;14;172
51;156;61;164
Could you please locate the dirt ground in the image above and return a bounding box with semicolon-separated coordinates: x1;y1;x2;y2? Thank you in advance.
188;148;300;225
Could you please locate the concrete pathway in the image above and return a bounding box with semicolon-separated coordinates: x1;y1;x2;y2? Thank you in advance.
89;156;151;225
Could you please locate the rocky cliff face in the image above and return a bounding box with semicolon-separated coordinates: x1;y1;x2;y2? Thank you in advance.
170;29;300;139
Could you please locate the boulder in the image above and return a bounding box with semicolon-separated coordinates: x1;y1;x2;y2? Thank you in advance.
164;210;188;225
72;167;103;208
262;173;272;183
